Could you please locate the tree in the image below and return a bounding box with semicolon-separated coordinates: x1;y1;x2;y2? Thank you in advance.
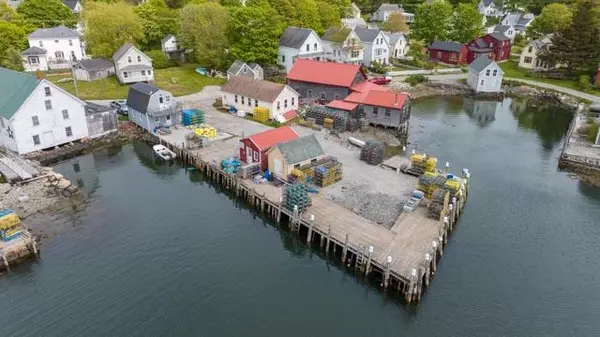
292;0;322;32
526;3;573;39
84;2;144;59
412;0;453;44
180;2;230;69
0;21;27;71
17;0;77;28
450;3;483;42
135;0;179;49
381;12;409;33
228;1;285;64
540;0;600;74
408;40;427;66
317;0;341;29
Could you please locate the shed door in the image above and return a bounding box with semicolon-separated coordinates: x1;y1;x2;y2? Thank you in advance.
274;159;283;177
247;147;253;162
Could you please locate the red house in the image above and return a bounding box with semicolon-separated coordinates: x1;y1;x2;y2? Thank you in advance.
428;41;468;65
466;33;511;63
239;126;299;170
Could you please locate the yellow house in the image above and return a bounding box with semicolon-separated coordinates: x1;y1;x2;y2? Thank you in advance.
267;134;327;178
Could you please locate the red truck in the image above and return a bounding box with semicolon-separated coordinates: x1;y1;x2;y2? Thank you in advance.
368;76;392;85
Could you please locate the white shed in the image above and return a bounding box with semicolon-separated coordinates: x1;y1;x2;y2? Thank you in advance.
467;56;504;93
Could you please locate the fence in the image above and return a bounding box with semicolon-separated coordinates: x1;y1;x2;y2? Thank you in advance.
386;68;463;77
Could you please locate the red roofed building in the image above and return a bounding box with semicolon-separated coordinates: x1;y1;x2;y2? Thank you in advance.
466;33;511;63
287;59;367;102
344;90;411;129
239;126;299;169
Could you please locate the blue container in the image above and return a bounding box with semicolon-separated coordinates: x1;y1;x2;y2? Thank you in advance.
0;209;14;218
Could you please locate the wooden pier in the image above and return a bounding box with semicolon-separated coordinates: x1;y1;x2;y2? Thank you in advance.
0;231;39;273
156;134;470;304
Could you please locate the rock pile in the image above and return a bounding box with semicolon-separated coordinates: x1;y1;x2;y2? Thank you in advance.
45;171;78;197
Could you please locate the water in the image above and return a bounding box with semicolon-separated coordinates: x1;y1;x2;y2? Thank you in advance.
1;97;599;337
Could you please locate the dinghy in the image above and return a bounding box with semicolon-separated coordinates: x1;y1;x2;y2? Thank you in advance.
153;144;177;160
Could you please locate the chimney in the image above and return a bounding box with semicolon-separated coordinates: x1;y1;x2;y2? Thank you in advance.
394;94;398;107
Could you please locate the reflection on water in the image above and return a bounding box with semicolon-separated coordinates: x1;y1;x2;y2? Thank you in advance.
133;140;181;176
463;99;499;127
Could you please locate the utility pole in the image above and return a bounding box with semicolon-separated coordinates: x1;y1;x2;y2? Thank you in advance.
70;56;79;97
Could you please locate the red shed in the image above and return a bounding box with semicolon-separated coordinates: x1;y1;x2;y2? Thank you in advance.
428;41;468;65
239;126;299;170
466;33;511;63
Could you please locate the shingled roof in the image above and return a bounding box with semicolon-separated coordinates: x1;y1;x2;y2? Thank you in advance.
354;27;381;43
429;41;464;53
273;134;325;165
221;76;291;103
469;55;496;73
29;25;79;39
126;82;161;114
77;59;114;71
21;46;46;56
279;27;315;49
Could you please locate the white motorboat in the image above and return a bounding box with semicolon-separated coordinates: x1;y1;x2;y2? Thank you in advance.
153;144;177;160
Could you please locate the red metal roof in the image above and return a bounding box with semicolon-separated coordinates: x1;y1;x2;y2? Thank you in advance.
287;59;364;88
351;81;389;94
326;100;358;111
245;125;299;151
345;90;409;110
281;109;297;121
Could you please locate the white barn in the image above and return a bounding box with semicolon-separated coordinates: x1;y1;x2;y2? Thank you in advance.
0;67;88;154
221;76;299;121
467;56;504;93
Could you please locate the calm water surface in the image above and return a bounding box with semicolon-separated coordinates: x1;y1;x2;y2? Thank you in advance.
0;97;599;337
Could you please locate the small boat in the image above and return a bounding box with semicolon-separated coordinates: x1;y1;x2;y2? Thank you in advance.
153;144;177;160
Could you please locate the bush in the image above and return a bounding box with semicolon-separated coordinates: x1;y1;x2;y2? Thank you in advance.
514;34;525;47
405;74;428;86
578;75;593;91
586;120;599;143
146;50;173;69
370;62;387;74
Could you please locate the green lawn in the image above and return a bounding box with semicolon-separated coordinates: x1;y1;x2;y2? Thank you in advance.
46;64;225;100
510;46;522;54
499;61;600;96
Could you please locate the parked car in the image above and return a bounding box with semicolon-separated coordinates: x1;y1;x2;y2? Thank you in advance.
110;100;128;114
368;76;392;85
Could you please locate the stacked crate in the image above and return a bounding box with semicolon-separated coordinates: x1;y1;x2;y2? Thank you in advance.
314;161;343;187
427;188;450;220
360;140;385;165
304;106;348;131
282;183;311;213
418;172;448;199
253;107;270;123
181;109;204;126
194;126;217;138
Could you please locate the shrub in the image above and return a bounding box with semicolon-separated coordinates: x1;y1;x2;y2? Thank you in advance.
146;50;173;69
586;121;599;143
578;75;592;91
370;62;387;74
405;74;428;86
514;34;525;47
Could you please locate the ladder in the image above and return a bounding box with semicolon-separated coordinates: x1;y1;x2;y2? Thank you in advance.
355;246;367;272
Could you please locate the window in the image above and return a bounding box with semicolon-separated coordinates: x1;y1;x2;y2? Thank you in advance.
291;97;295;106
314;43;317;51
351;50;359;58
284;99;288;108
128;56;132;63
253;152;259;161
436;51;442;58
480;79;484;86
124;72;128;78
32;116;39;126
154;117;159;122
385;109;391;117
320;92;326;99
243;67;247;73
277;101;281;110
166;95;170;102
306;44;310;52
54;40;59;43
373;107;378;116
248;98;251;107
33;135;40;145
294;164;301;169
282;55;285;62
148;70;152;75
65;126;73;137
334;94;339;100
62;109;69;120
241;96;245;104
141;70;146;75
44;87;51;96
137;55;141;62
528;46;533;53
45;100;52;110
492;69;498;76
485;69;490;76
307;90;313;97
166;115;171;121
255;99;258;107
28;57;38;65
234;95;238;103
55;51;64;60
69;40;73;46
38;41;43;47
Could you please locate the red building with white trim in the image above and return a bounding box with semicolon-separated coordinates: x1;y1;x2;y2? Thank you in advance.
466;33;511;63
428;41;468;65
238;126;299;169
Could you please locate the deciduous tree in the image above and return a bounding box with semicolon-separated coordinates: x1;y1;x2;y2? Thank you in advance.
317;0;341;29
450;3;483;42
135;0;179;49
17;0;77;28
526;3;573;39
381;12;409;33
84;2;144;59
412;0;453;44
0;21;27;70
179;2;230;69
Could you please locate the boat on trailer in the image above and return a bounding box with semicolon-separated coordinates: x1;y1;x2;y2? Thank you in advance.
153;144;177;160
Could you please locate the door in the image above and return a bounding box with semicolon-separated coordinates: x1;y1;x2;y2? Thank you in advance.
246;147;253;163
41;131;54;149
274;159;283;177
165;114;172;126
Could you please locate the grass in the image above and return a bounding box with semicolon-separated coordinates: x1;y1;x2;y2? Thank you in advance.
510;45;522;54
46;64;225;100
499;61;600;97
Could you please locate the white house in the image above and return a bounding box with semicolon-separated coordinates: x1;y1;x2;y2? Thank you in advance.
501;13;534;34
385;32;409;59
322;27;364;65
371;3;414;23
353;27;390;66
341;17;368;29
112;43;154;84
518;34;553;70
0;67;88;154
349;3;361;19
161;34;179;53
61;0;82;13
221;76;299;121
278;27;325;73
478;0;503;17
467;56;504;93
22;25;85;71
487;25;516;42
226;60;264;80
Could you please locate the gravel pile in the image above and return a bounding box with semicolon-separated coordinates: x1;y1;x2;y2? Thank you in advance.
326;183;404;228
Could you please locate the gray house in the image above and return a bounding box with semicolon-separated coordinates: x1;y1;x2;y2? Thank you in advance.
126;83;180;133
227;60;264;80
85;102;118;138
74;59;115;81
345;89;411;129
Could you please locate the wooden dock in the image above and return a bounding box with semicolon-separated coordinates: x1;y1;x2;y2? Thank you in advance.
0;231;38;273
156;133;470;304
